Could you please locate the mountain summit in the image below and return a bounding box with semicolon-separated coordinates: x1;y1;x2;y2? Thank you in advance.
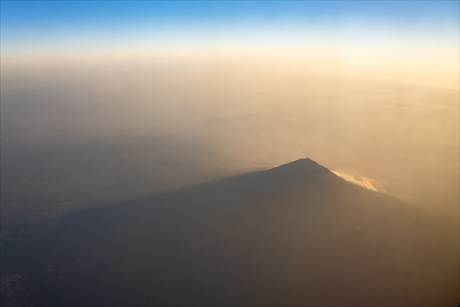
1;158;446;307
267;157;331;177
272;157;328;171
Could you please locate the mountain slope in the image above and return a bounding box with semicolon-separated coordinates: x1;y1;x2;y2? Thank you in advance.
1;158;453;306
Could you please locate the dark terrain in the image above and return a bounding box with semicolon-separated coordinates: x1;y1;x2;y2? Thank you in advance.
1;158;457;306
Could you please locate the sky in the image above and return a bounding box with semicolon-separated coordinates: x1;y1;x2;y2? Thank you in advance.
1;1;459;56
1;1;459;224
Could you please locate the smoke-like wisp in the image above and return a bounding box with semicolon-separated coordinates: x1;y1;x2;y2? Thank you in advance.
332;170;379;192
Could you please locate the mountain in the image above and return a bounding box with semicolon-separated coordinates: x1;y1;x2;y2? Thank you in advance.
0;158;454;306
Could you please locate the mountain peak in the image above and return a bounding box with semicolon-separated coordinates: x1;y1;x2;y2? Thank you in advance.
264;158;382;193
267;157;331;177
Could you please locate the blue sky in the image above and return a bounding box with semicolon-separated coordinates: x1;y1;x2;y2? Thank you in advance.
1;1;459;55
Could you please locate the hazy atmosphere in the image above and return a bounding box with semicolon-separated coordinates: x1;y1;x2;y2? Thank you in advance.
1;1;459;306
2;43;458;226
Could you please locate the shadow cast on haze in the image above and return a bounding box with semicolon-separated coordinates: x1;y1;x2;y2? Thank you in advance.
1;158;458;306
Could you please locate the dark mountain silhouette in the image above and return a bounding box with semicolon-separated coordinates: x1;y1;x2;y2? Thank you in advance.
0;158;453;306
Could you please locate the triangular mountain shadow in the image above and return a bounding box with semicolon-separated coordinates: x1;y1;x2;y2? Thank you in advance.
1;158;447;307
